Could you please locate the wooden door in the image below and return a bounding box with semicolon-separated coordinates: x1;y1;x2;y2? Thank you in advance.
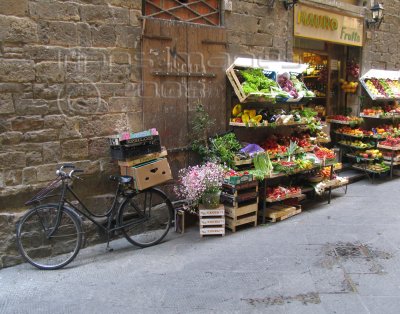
142;18;227;153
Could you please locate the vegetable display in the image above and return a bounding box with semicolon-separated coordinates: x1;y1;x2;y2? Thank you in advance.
240;68;282;96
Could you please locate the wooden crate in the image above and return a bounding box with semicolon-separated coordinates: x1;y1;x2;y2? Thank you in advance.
199;205;225;237
263;204;302;222
225;203;258;232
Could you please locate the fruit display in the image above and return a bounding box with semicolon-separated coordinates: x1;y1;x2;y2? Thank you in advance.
266;186;302;201
326;115;363;124
347;61;360;78
339;140;374;149
362;76;400;100
361;107;384;117
260;133;313;157
379;137;400;148
340;80;358;93
277;73;299;99
295;159;314;171
335;126;371;138
355;149;383;160
353;162;390;173
313;146;336;160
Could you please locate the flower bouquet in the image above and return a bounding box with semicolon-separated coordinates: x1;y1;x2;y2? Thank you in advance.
174;162;226;211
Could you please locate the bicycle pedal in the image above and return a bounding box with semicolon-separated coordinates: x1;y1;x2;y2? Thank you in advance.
106;247;114;252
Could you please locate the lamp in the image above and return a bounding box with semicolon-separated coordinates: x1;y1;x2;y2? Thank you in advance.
367;3;384;28
283;0;298;10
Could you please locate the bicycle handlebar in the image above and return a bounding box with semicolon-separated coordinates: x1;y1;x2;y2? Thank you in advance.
56;165;84;180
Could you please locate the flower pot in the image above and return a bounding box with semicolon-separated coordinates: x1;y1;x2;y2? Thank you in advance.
201;190;221;209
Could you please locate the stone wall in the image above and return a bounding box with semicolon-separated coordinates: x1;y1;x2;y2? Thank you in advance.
362;2;400;71
0;0;142;210
225;0;293;62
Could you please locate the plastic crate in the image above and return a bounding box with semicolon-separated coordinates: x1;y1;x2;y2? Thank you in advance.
110;138;161;160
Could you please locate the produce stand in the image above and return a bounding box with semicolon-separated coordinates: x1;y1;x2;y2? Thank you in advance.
359;69;400;100
225;58;348;228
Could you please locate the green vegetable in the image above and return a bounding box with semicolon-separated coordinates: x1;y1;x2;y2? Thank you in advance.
240;68;283;96
209;133;241;169
251;153;273;179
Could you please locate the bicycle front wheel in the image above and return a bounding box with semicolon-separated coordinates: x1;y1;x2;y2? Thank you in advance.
118;188;173;248
16;205;82;270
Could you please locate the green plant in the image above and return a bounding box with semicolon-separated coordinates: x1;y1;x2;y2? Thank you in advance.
250;153;273;180
190;102;215;160
301;107;321;134
209;133;241;169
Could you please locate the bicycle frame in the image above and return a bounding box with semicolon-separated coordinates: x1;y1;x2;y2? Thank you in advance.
48;179;149;237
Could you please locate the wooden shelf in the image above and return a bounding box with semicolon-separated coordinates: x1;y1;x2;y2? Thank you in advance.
377;144;400;151
265;193;303;203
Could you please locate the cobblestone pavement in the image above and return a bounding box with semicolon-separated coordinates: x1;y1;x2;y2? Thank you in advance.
1;178;400;313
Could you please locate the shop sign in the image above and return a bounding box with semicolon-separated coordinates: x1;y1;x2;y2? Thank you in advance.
294;4;363;47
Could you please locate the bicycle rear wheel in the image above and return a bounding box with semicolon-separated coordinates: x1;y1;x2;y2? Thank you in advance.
118;188;173;248
16;205;82;270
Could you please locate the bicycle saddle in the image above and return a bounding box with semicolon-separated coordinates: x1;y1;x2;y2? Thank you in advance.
109;175;133;184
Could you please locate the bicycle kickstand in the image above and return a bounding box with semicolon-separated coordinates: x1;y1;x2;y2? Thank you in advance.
105;219;114;252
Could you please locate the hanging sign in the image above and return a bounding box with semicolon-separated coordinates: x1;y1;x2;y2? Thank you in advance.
294;4;364;47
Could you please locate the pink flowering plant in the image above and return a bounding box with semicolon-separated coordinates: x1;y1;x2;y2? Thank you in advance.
174;162;226;211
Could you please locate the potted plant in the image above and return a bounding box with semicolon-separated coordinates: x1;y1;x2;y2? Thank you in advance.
174;162;226;210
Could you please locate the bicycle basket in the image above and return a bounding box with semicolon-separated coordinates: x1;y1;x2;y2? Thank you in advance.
25;177;62;206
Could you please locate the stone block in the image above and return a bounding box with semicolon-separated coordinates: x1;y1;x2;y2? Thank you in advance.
4;170;23;186
129;9;141;26
33;84;64;100
62;139;89;160
73;160;100;175
26;150;43;166
0;93;14;114
38;21;77;46
0;152;26;169
59;118;82;140
89;137;109;159
23;45;68;61
64;83;101;99
108;97;141;112
11;116;43;132
35;62;65;83
23;129;59;143
37;163;58;182
29;0;80;21
67;97;108;116
0;83;27;93
81;5;129;24
127;111;144;133
0;16;37;43
109;48;135;65
22;167;38;184
109;0;140;9
14;98;49;115
65;62;103;83
245;33;273;47
96;83;126;97
77;22;92;47
225;13;259;33
43;115;65;129
115;26;138;48
80;113;127;137
0;131;23;145
0;60;35;83
0;0;28;16
91;25;116;47
43;142;61;163
101;64;130;83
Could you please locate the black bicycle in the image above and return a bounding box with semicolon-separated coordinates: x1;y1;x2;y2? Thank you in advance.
16;164;173;270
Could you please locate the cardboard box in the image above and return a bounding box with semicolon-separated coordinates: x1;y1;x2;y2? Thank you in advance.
120;158;172;190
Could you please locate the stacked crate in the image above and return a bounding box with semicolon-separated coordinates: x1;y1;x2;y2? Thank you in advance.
221;180;258;232
109;132;172;190
199;205;225;237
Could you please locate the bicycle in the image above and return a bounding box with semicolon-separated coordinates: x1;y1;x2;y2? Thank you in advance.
16;164;173;270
